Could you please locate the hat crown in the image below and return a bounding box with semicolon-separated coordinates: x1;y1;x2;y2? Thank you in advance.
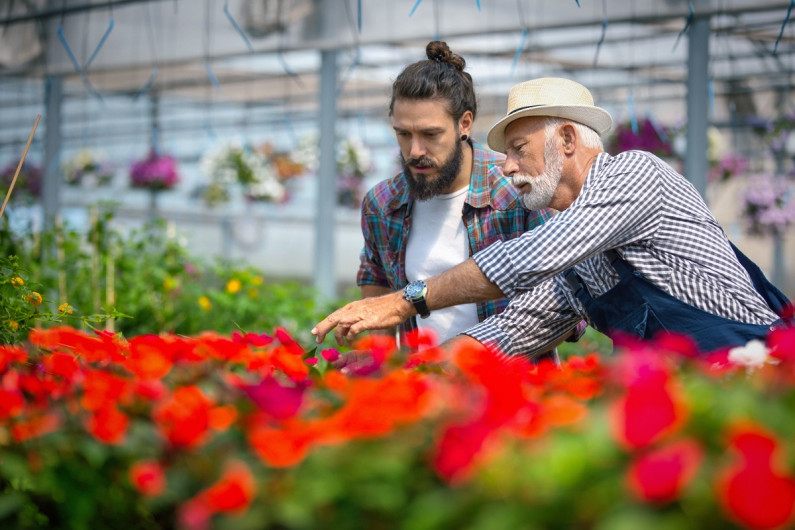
506;77;595;115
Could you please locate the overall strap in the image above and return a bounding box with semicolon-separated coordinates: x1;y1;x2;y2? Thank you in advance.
563;249;633;306
730;241;792;319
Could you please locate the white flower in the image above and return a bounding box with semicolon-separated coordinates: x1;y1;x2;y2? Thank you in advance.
727;340;778;370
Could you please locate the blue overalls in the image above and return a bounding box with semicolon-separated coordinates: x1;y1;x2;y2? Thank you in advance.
563;244;791;353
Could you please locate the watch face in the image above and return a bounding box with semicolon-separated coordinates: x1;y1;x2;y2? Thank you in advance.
405;281;426;299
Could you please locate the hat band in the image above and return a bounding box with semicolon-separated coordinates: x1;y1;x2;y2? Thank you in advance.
507;104;544;116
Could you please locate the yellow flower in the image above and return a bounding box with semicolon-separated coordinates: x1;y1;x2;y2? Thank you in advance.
27;292;43;306
58;303;74;315
163;275;177;292
10;277;24;287
198;295;212;312
251;275;263;286
8;321;19;331
225;278;242;294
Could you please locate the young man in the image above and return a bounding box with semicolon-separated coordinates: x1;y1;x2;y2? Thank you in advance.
316;77;790;357
357;41;556;346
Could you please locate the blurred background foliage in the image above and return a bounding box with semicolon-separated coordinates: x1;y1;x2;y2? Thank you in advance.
0;203;347;343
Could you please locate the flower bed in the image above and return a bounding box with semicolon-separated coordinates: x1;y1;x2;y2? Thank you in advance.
2;326;795;529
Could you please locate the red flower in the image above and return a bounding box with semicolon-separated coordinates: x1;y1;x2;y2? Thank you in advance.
627;438;703;503
153;385;212;448
239;376;306;420
200;460;256;513
717;425;795;529
0;345;27;373
609;353;687;449
129;459;166;497
0;388;24;420
42;352;80;380
86;404;129;444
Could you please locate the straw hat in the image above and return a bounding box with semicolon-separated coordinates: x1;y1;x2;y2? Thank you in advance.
487;77;613;153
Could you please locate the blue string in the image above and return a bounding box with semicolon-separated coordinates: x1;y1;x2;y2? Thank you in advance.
511;28;527;75
57;25;103;102
775;0;794;54
358;0;362;33
646;111;669;144
133;67;158;101
593;17;608;67
575;0;580;6
205;62;221;91
84;17;114;69
337;47;361;97
672;3;694;52
223;2;254;52
409;0;423;17
277;50;303;86
708;79;715;117
628;93;638;135
476;0;481;10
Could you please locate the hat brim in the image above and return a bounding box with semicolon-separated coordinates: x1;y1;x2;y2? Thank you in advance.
487;105;613;153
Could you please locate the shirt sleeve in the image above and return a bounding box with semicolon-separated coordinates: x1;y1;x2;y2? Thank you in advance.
356;195;390;287
461;277;584;359
474;152;662;299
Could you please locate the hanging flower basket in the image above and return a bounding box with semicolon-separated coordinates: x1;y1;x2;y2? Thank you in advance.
0;159;42;200
199;143;286;207
62;149;115;187
129;149;180;192
741;173;795;236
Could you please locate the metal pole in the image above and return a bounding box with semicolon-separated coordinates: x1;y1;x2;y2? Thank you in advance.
313;49;338;301
42;75;63;233
685;15;710;201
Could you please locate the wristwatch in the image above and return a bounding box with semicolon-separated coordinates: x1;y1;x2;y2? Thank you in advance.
403;280;430;319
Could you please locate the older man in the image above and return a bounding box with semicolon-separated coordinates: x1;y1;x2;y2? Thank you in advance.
313;77;790;357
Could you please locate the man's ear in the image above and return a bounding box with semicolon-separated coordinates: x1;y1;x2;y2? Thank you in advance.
560;123;577;155
458;110;474;139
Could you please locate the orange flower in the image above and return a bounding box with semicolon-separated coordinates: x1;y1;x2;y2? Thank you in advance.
11;412;61;442
129;459;166;497
126;335;174;379
249;421;316;467
208;405;238;431
26;291;43;306
153;385;212;448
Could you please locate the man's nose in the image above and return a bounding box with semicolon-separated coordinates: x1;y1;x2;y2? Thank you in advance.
503;156;518;176
409;138;425;159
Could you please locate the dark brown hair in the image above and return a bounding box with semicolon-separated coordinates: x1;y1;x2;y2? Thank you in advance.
389;41;477;122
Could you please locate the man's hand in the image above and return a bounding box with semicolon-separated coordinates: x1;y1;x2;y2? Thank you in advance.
312;291;414;345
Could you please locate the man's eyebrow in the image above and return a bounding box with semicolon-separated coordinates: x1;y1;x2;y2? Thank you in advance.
392;125;446;134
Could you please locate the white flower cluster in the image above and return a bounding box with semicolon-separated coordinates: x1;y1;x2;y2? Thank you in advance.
290;134;373;177
199;142;285;206
727;339;779;371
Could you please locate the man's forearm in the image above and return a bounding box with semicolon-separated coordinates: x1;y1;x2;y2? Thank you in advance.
425;258;505;311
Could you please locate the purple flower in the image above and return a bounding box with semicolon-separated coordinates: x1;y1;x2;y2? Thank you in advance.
741;173;795;236
129;149;180;191
1;160;43;198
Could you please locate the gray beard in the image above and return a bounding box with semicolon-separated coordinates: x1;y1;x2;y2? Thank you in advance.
517;136;563;210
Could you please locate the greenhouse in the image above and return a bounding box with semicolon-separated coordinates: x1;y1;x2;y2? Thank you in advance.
2;1;795;528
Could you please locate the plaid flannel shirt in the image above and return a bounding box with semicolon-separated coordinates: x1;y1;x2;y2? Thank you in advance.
357;140;556;342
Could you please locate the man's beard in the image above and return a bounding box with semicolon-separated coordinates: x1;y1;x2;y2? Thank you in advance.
513;134;563;210
401;139;464;201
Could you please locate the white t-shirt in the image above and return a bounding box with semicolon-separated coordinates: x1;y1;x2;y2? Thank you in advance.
405;186;479;344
